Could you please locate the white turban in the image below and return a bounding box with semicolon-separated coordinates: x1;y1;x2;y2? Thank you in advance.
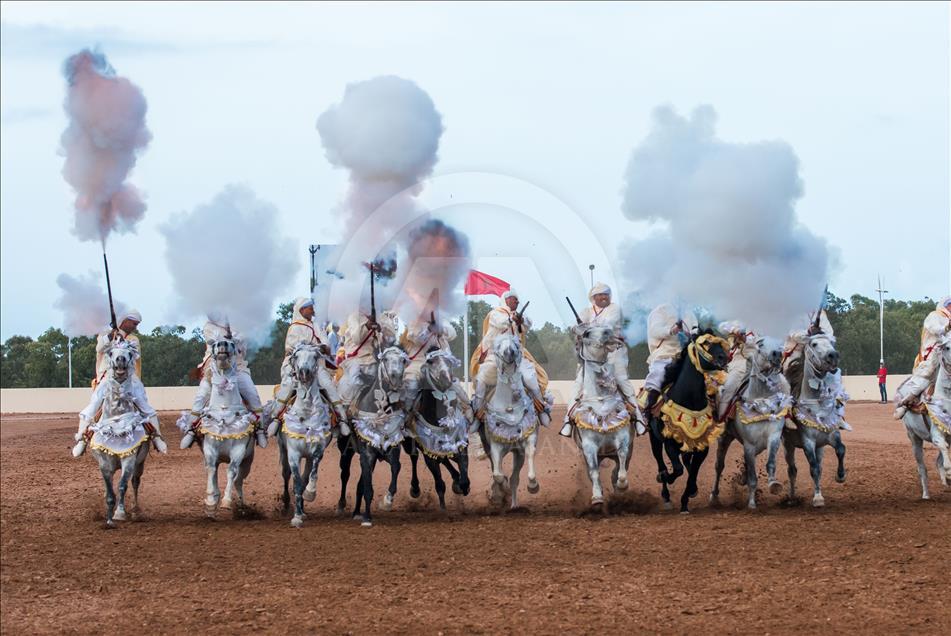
207;310;228;325
939;296;951;309
122;309;142;323
501;289;518;301
588;282;611;301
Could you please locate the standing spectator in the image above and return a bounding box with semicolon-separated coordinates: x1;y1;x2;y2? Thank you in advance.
877;361;888;403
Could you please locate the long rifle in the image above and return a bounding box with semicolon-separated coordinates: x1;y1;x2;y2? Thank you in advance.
369;262;377;326
565;296;582;325
812;284;829;333
103;252;118;332
514;300;530;333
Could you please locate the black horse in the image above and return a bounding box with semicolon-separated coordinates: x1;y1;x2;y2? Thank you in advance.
646;331;729;513
403;349;471;510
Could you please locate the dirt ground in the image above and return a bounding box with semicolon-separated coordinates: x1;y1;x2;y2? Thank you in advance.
1;403;948;634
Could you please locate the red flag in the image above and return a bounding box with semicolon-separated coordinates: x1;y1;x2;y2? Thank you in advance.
464;270;510;296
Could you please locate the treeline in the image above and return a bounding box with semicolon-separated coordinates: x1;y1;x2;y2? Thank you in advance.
0;293;937;388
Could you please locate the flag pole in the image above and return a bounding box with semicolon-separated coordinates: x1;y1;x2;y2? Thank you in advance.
464;299;470;385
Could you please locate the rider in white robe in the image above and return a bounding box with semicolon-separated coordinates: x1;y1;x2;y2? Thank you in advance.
401;313;457;406
473;290;548;421
282;298;325;380
560;283;635;435
642;303;698;413
337;309;399;409
94;309;142;385
197;312;250;376
894;296;951;418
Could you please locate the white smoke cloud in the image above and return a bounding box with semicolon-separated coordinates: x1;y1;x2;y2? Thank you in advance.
54;271;127;337
317;75;472;323
159;185;299;339
618;105;833;340
60;49;151;245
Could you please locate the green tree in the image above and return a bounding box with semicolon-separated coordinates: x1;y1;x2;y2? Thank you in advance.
139;325;205;386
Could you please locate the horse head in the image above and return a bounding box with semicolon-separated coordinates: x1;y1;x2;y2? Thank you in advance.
106;339;139;382
378;346;409;392
289;343;321;387
423;347;459;392
805;332;839;377
578;325;619;365
494;333;522;371
750;336;784;376
938;334;951;375
692;331;729;373
210;338;237;373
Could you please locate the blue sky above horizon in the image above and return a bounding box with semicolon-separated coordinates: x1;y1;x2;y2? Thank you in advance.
1;1;949;340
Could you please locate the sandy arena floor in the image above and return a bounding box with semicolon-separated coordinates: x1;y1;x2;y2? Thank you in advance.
1;403;949;634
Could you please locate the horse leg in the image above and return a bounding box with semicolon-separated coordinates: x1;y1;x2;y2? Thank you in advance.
766;427;783;495
832;431;847;483
907;431;930;500
743;442;759;510
615;430;631;491
113;456;133;521
303;453;317;503
224;441;249;510
648;417;670;482
710;433;732;506
279;434;292;515
581;435;603;506
783;436;798;500
680;449;708;514
525;435;539;494
663;436;684;484
424;455;448;511
381;445;401;511
449;450;470;496
509;448;525;510
488;442;506;506
289;444;306;527
100;462;117;528
203;446;220;517
131;447;146;517
441;454;462;494
932;427;951;487
337;435;353;515
801;436;824;507
359;451;376;527
405;439;421;499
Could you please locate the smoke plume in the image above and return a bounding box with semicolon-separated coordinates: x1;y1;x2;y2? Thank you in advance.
60;49;152;245
160;185;299;339
618;105;832;339
54;272;126;337
317;75;472;323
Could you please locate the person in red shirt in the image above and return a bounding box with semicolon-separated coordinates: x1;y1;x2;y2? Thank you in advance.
877;362;888;403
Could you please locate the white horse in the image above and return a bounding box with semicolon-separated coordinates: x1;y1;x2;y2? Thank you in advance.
900;334;951;499
782;332;849;507
474;333;546;509
78;340;161;528
568;325;633;507
711;337;792;509
264;343;348;527
177;339;264;517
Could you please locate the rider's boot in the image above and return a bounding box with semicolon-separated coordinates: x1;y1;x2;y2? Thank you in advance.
72;422;91;458
255;426;268;449
180;428;197;449
145;420;168;454
335;404;351;436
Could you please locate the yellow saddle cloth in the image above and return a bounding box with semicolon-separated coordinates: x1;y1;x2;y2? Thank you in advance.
659;400;723;452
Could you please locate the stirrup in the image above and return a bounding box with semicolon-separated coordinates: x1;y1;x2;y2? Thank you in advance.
558;421;573;437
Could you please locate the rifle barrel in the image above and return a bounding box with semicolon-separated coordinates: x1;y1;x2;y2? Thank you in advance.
103;252;118;330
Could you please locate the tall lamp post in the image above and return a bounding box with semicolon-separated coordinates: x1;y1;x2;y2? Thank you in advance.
876;274;888;364
588;264;595;288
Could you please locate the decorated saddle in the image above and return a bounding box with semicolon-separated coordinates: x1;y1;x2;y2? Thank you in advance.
354;409;406;450
89;412;150;458
572;393;630;434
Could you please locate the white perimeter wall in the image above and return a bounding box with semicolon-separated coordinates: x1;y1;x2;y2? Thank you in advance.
0;375;909;414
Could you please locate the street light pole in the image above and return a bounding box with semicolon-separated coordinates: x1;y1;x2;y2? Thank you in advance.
67;337;72;388
875;274;888;364
588;264;595;288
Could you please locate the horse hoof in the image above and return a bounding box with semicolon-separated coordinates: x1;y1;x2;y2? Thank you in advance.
410;486;421;499
680;509;690;515
380;493;394;511
303;488;317;503
591;496;604;506
527;479;540;494
836;470;847;484
452;482;463;495
709;495;721;508
768;481;783;495
112;510;127;522
220;499;232;511
747;502;758;511
352;513;362;521
204;506;217;519
921;493;931;501
615;477;629;492
812;495;825;508
291;516;304;528
361;520;373;528
662;500;673;511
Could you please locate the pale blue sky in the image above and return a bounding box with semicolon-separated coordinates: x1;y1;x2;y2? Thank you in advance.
1;1;949;339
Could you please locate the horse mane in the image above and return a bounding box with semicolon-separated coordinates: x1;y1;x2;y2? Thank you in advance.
661;344;689;388
785;356;804;396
